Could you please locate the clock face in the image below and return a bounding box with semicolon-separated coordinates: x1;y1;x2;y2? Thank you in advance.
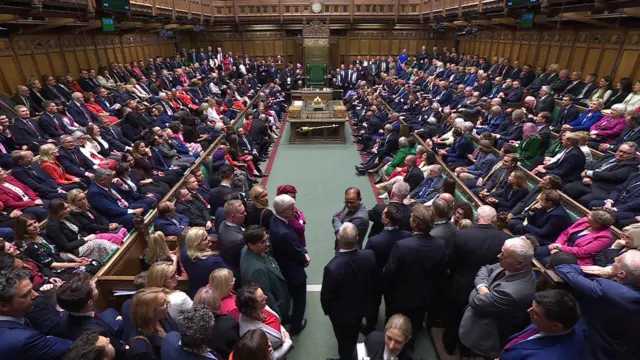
311;2;322;13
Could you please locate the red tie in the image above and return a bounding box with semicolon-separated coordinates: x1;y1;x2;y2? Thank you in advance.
25;120;39;135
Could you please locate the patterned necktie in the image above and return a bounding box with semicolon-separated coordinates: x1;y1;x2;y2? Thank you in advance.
262;253;280;270
109;188;129;208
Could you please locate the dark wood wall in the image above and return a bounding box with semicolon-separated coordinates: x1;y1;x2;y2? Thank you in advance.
0;34;175;95
457;29;640;82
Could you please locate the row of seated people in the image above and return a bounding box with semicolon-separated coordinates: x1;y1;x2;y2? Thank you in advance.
344;70;640;360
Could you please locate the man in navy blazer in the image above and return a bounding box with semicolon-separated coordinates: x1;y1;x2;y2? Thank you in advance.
589;172;640;228
56;272;127;359
154;201;190;237
555;250;640;360
402;155;424;192
11;150;66;200
99;117;132;152
383;205;447;345
502;79;524;103
408;165;444;205
67;92;100;126
87;168;147;229
38;101;73;141
10;106;53;153
435;81;454;107
321;223;381;360
535;133;586;184
57;135;97;179
0;268;72;360
508;189;572;246
270;194;309;335
499;289;584;360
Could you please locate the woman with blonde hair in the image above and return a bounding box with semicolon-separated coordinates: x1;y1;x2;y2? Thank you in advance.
129;287;179;360
146;262;192;321
590;223;640;270
38;143;84;190
67;189;129;245
209;268;240;320
180;227;230;297
245;185;274;230
142;231;179;271
194;286;240;359
363;313;412;360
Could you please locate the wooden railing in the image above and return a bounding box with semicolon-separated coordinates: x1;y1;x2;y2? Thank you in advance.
93;95;261;310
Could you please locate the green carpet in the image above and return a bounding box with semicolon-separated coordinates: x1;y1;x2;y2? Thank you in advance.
263;120;437;359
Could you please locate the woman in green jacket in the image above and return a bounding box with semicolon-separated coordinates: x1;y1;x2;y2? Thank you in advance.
516;122;541;169
383;137;414;177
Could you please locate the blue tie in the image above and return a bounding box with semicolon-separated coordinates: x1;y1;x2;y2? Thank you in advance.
418;178;434;199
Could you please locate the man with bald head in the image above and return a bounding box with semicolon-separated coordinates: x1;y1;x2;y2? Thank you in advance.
332;187;369;248
402;155;424;191
459;237;536;358
321;223;380;360
556;249;640;359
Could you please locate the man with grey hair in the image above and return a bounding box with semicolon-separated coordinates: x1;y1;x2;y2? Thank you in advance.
407;164;444;205
444;205;511;354
369;182;411;238
459;237;536;358
67;91;98;126
321;222;380;360
86;168;147;229
270;194;310;335
536;85;554;114
556;249;640;359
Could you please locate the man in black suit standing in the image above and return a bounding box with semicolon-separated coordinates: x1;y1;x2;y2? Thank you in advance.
56;272;126;359
321;222;380;360
383;204;447;347
442;205;510;355
367;182;411;238
208;165;235;214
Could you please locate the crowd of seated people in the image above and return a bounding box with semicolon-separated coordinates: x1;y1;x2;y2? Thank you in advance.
0;47;312;360
343;46;640;359
1;44;640;360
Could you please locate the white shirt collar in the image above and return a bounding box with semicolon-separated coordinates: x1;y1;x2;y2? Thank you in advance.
0;315;24;324
69;311;95;318
338;248;357;253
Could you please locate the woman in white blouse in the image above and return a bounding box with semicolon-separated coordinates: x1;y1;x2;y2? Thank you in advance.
96;67;116;90
86;123;122;161
146;261;192;323
588;76;613;105
623;80;640;111
201;100;222;124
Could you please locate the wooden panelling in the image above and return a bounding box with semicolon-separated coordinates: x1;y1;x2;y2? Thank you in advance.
0;34;174;95
457;29;640;82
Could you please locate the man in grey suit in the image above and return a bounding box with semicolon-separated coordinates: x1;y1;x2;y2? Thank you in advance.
239;225;291;320
218;200;247;274
332;187;369;249
459;237;536;358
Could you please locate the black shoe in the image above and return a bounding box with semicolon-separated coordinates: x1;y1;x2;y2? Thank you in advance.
290;318;307;335
356;168;367;175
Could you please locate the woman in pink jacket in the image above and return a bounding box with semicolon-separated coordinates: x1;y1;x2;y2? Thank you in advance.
276;184;307;247
589;103;627;145
537;210;615;266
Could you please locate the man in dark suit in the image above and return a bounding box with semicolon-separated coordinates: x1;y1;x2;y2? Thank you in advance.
67;92;99;127
576;73;598;103
11;150;66;200
533;132;586;184
407;164;445;204
589;172;640;228
240;225;291;319
563;143;639;206
559;71;585;98
38;101;73;141
443;205;511;354
78;69;100;93
429;198;457;255
208;165;235;214
403;155;424;192
10;105;53;153
56;272;126;359
87;168;147;230
174;187;212;231
507;189;572;246
57;135;97;179
249;114;272;157
509;174;562;218
217;199;246;274
549;69;571;94
555;250;640;360
551;95;581;132
322;222;380;360
270;194;309;335
535;86;555;114
368;183;411;238
383;205;447;346
0;268;72;360
499;289;584;360
12;85;41;115
40;75;72;103
98;117;131;153
153;201;189;237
